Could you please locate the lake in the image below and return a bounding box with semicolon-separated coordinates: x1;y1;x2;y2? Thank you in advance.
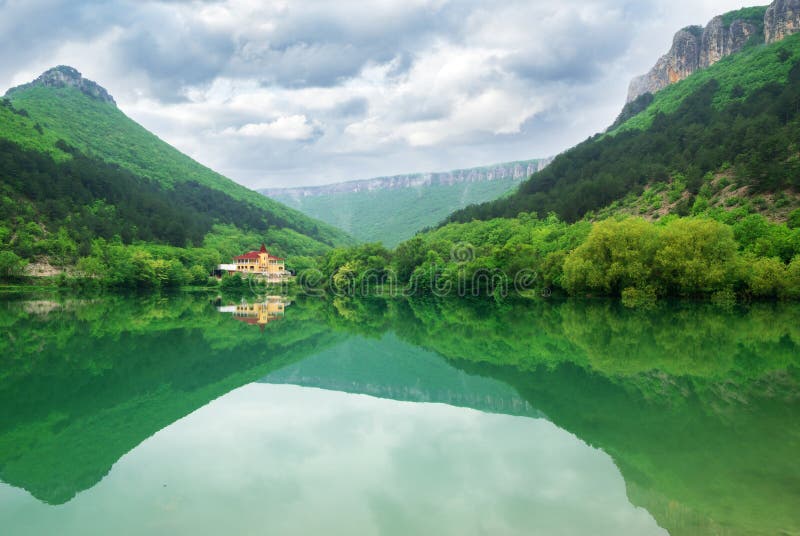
0;293;798;535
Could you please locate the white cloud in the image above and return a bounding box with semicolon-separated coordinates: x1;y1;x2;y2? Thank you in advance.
224;115;319;140
0;0;754;187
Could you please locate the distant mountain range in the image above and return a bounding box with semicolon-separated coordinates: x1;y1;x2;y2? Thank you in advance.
261;158;551;246
261;159;550;198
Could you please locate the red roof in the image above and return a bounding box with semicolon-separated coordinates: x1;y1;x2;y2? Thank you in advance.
233;315;282;326
233;243;285;261
234;251;261;260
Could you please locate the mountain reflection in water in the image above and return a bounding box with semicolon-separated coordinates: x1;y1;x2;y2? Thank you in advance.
0;294;797;535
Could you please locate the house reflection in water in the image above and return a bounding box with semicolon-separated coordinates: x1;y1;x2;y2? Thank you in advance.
217;296;291;330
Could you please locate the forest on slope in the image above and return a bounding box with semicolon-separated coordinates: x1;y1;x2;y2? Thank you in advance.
5;73;350;248
0;68;353;285
446;33;800;224
310;28;800;301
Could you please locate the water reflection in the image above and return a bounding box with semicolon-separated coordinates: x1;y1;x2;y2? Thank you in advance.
0;294;797;535
0;384;665;536
216;295;291;328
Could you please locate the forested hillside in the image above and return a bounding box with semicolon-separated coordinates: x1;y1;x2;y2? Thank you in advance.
0;67;353;285
5;70;349;249
264;160;546;246
313;32;800;301
446;33;800;224
315;210;800;302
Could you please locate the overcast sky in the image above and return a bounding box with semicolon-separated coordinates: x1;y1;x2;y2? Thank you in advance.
0;0;752;188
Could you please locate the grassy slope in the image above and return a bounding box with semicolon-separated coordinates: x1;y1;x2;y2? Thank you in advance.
5;86;352;249
721;5;769;28
270;176;523;246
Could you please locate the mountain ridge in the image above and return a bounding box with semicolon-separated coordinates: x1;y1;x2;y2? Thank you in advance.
2;67;353;255
626;2;800;102
262;158;551;246
6;65;116;106
0;67;356;284
260;158;551;198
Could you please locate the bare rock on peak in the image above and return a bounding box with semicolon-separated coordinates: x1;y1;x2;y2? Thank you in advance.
5;66;116;106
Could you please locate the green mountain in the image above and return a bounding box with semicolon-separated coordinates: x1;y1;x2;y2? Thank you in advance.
262;159;549;247
0;66;352;276
446;12;800;225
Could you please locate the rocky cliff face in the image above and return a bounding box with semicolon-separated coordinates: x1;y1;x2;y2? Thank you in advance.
627;1;800;102
261;158;552;198
765;0;800;42
701;16;760;67
5;66;116;106
627;14;760;103
628;27;703;102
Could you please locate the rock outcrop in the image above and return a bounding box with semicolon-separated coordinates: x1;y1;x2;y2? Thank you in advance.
765;0;800;43
700;16;760;67
261;158;552;198
628;26;703;102
5;66;116;106
626;0;800;102
627;14;760;103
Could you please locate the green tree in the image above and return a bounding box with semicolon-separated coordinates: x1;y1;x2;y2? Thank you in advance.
747;256;789;298
563;218;660;296
189;265;210;286
0;251;27;279
655;218;738;294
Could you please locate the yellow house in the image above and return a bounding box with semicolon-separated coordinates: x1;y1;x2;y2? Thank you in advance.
232;298;287;326
233;244;286;277
218;296;290;329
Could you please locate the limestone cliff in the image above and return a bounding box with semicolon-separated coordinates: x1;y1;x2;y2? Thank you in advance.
627;26;703;102
626;0;800;102
5;66;116;106
260;158;552;198
627;10;762;103
700;16;760;67
765;0;800;42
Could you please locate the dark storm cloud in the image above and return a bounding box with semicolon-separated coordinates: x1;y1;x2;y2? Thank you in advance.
247;42;381;88
502;24;633;84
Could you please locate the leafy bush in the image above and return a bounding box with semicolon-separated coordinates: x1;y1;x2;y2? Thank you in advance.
788;209;800;229
563;218;659;296
0;251;27;280
747;256;789;297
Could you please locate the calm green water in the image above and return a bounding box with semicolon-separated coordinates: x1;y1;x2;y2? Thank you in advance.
0;294;798;535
